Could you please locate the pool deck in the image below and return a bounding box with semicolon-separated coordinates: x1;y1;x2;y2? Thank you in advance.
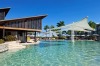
20;41;40;45
0;41;40;53
0;44;8;53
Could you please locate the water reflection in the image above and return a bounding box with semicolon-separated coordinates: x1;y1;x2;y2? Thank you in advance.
39;43;65;47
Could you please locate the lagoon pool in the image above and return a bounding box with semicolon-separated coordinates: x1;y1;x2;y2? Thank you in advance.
0;40;100;66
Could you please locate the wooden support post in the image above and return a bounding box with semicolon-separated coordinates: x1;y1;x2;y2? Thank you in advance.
26;31;27;42
34;31;37;42
3;27;5;39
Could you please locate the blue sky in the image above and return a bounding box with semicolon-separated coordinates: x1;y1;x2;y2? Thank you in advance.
0;0;100;31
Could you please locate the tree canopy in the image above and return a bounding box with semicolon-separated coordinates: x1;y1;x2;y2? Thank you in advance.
88;21;96;29
56;21;65;27
50;25;55;29
44;25;49;32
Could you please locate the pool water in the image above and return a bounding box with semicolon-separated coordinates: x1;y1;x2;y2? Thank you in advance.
0;40;100;66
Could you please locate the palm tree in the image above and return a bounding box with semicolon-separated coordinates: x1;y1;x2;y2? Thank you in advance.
88;21;96;29
56;21;65;39
88;21;96;39
62;31;67;35
44;25;49;39
50;25;55;37
62;30;71;36
50;25;55;29
44;25;49;32
67;30;71;35
56;21;65;27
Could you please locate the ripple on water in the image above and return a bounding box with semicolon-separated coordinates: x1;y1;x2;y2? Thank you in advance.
0;40;100;66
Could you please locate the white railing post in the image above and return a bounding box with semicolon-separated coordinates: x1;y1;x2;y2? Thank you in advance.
71;30;75;43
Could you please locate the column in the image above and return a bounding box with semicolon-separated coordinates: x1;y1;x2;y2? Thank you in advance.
71;30;75;43
3;28;5;39
34;31;37;42
25;31;27;42
21;31;27;43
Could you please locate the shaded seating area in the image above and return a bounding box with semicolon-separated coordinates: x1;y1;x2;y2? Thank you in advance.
51;17;95;42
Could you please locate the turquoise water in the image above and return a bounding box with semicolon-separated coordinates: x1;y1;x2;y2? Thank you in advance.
0;40;100;66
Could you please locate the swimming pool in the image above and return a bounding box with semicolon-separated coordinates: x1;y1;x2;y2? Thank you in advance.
0;40;100;66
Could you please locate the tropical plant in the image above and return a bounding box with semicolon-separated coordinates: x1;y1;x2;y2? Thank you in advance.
4;35;16;41
67;30;71;35
50;25;55;29
44;25;49;32
49;25;55;37
58;36;66;39
51;29;61;31
56;21;65;27
62;31;67;35
55;30;63;39
44;25;49;39
55;21;65;39
88;21;96;29
0;39;4;44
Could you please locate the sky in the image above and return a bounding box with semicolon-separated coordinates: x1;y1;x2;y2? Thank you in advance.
0;0;100;32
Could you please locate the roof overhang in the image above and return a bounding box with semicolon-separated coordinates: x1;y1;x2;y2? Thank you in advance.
0;7;10;16
0;15;47;24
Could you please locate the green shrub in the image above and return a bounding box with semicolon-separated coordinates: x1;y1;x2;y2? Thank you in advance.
52;36;58;39
4;35;16;41
59;36;66;39
0;39;4;44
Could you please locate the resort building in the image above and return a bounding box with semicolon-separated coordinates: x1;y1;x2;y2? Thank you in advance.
0;7;47;42
96;23;100;41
